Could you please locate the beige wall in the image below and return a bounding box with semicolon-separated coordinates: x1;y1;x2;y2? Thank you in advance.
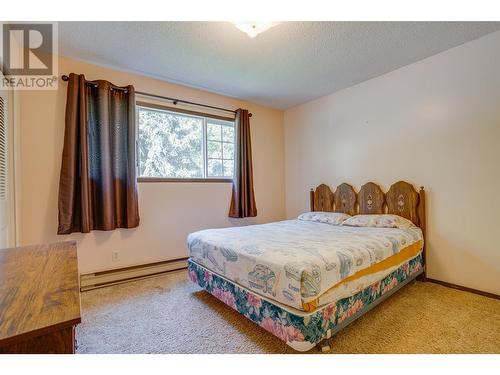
18;56;285;273
284;31;500;294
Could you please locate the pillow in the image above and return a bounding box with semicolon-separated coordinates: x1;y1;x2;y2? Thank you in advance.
342;214;415;229
298;211;351;225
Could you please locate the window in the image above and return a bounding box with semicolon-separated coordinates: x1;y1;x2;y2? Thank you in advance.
137;104;235;180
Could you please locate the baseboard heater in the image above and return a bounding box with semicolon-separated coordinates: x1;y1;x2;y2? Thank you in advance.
80;257;188;291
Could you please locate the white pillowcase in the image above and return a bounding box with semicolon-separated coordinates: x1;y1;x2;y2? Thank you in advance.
297;211;351;225
342;214;415;229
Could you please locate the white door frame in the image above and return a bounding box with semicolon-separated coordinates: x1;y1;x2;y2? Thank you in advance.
0;74;18;248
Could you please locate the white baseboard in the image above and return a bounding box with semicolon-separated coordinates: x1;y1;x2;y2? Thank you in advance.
80;257;188;291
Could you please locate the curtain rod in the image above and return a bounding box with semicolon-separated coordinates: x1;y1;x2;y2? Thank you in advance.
60;75;252;117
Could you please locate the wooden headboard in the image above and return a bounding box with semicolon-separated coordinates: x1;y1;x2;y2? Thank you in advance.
310;181;425;229
309;180;426;279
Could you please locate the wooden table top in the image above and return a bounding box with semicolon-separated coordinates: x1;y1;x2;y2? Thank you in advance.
0;241;81;346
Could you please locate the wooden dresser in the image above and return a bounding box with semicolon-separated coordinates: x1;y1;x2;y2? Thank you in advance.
0;241;81;354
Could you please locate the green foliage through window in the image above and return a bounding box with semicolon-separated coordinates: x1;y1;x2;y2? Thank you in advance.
138;106;235;179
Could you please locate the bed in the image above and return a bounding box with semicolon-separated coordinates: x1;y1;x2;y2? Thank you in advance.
187;181;426;352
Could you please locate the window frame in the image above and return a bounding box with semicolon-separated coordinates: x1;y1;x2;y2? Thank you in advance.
136;101;236;183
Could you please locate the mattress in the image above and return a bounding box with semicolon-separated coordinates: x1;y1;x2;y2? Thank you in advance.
188;253;424;351
187;219;423;311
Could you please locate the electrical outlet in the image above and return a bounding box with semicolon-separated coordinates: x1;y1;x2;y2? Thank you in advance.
112;250;120;262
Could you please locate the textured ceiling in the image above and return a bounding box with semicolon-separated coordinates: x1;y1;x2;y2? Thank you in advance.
59;22;500;109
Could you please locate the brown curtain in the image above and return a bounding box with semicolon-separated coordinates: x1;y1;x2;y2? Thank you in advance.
58;73;140;234
229;109;257;218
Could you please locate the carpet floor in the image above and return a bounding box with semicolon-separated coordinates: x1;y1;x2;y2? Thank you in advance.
76;270;500;354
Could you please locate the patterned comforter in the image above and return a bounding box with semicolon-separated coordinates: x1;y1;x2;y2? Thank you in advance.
187;220;423;310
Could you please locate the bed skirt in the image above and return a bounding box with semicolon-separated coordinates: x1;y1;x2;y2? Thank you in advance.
188;254;423;352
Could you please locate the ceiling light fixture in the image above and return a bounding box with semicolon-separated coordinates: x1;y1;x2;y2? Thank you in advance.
232;22;279;38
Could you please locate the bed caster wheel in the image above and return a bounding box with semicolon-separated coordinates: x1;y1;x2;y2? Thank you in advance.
320;344;331;353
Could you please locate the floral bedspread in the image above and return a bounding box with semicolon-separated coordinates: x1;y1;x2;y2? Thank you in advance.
188;254;423;351
187;220;423;310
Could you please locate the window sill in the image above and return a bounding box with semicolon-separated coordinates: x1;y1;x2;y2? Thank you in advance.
138;177;233;183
